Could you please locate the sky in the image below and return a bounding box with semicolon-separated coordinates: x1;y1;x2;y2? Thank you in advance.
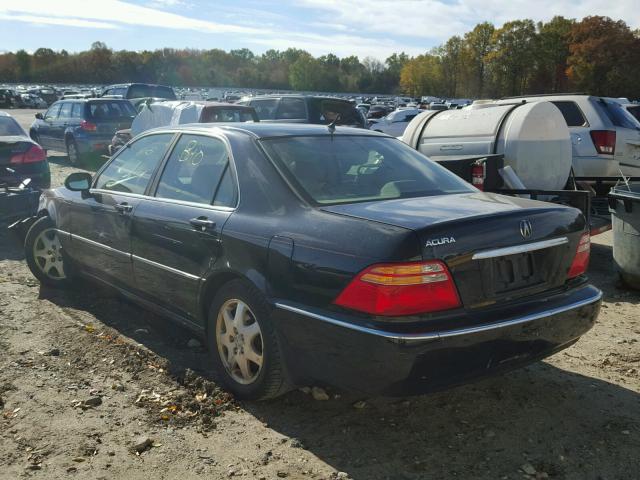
0;0;638;60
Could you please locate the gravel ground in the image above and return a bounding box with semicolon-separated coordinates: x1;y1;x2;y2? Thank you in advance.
1;109;639;480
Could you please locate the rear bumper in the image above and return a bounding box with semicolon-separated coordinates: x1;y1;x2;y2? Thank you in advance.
76;134;113;154
273;284;602;395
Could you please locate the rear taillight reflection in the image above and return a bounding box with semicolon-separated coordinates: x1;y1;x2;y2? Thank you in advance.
81;120;97;132
568;232;590;278
10;145;46;164
333;260;461;316
590;130;616;155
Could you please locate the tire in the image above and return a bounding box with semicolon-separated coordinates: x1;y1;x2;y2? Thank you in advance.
25;216;72;288
206;279;288;400
66;138;83;166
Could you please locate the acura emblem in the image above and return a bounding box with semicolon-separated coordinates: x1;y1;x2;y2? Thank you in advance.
520;220;532;239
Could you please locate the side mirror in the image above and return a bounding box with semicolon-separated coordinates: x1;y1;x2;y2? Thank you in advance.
35;112;44;120
64;172;92;192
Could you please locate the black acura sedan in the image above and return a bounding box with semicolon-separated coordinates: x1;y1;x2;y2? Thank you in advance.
23;123;601;399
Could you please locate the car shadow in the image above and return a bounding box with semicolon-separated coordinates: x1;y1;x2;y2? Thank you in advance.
0;223;26;261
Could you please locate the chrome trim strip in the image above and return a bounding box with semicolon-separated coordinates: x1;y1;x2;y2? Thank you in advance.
132;254;201;281
71;233;130;257
471;237;569;260
275;289;602;341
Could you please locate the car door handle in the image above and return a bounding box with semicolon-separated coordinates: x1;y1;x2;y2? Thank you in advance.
189;217;216;231
114;202;133;214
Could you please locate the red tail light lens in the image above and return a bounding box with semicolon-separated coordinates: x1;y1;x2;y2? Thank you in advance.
568;232;590;279
10;145;46;164
590;130;616;155
471;162;485;191
333;260;461;316
81;120;97;132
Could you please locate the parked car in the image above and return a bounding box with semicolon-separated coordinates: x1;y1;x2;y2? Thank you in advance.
19;93;47;109
238;95;366;128
30;99;137;165
108;101;259;155
23;123;601;399
367;105;391;119
0;88;17;108
101;83;177;107
0;112;49;189
369;108;422;137
496;94;640;180
28;87;58;106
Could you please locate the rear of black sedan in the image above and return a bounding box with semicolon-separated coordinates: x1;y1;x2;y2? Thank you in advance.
24;124;600;399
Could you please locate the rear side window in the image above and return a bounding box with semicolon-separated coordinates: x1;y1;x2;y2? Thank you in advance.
600;100;639;129
88;101;136;119
251;99;279;120
71;103;84;119
551;101;587;127
276;98;306;120
155;134;235;206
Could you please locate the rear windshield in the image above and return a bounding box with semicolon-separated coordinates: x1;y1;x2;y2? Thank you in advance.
600;100;639;129
87;101;137;119
128;85;176;100
551;101;588;127
0;117;24;136
309;99;363;126
200;107;257;123
261;135;473;205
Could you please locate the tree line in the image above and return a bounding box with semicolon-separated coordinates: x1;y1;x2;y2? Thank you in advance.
0;15;638;99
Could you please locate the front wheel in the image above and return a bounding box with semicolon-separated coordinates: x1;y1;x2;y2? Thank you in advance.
25;217;72;288
207;279;288;400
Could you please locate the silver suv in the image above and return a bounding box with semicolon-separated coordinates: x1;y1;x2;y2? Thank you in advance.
497;94;640;178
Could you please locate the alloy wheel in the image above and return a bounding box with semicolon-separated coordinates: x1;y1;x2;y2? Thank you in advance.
215;299;264;385
32;228;66;280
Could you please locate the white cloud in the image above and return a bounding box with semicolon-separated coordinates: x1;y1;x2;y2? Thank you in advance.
0;13;121;29
0;0;266;34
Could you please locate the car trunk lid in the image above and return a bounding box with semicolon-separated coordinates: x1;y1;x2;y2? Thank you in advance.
322;192;586;308
0;138;33;166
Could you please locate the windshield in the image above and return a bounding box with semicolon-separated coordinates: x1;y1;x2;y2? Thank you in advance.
261;135;474;205
200;107;257;123
309;99;363;126
0;116;25;136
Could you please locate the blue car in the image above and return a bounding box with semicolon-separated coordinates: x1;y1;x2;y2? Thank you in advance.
30;99;136;165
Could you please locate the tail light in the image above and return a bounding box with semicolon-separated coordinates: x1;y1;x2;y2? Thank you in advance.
471;161;485;191
590;130;616;155
333;260;461;316
10;145;46;164
81;120;97;132
567;232;590;278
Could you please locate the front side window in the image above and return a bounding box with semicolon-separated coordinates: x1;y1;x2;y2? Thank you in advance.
261;135;473;205
58;103;72;119
44;103;61;121
251;99;278;120
95;134;174;194
155;134;234;206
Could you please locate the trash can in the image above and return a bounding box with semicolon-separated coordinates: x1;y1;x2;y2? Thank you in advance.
609;183;640;289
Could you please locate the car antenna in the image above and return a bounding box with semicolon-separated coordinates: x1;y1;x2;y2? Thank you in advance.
327;114;341;135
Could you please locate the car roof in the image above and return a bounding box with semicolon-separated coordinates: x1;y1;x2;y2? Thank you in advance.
245;94;353;102
151;122;386;139
56;98;131;103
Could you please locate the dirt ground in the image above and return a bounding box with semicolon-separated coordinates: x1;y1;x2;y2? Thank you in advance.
1;109;639;480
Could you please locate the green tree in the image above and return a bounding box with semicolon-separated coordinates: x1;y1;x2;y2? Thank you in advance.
462;22;495;97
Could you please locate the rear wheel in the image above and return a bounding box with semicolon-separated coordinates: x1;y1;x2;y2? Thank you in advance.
25;217;72;288
207;279;288;400
66;138;82;166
